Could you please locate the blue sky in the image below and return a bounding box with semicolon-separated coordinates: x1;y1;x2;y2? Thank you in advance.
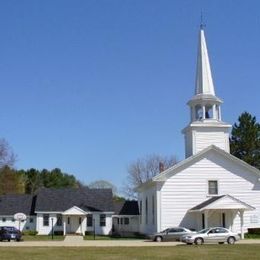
0;0;259;192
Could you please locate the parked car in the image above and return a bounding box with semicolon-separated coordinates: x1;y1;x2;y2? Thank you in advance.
0;226;22;242
150;227;196;242
181;227;240;245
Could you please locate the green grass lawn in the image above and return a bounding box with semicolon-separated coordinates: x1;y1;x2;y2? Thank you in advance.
22;235;65;241
1;245;260;260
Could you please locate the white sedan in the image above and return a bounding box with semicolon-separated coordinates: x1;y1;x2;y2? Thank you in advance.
181;227;240;245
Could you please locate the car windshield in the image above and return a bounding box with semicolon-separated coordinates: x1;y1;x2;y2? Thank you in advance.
198;228;211;234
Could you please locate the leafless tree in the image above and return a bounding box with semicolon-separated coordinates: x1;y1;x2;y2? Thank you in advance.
0;139;16;168
123;154;177;198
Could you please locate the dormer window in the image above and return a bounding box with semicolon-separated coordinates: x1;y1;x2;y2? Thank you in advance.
208;180;218;195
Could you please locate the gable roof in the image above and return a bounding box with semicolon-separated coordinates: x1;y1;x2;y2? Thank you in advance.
114;201;139;216
35;187;114;213
0;194;36;215
190;194;255;211
152;145;260;182
62;206;87;215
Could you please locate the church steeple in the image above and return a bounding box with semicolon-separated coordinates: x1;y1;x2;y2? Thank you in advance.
195;28;215;96
182;27;232;158
188;28;223;123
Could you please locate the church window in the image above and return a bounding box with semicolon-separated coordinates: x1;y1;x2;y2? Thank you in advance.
152;195;155;225
145;197;148;224
140;200;142;224
208;180;218;195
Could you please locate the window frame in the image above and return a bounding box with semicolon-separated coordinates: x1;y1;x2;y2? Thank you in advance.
145;197;148;225
124;218;129;225
152;195;155;225
208;180;219;196
140;200;142;224
87;214;93;227
100;214;106;227
43;214;49;226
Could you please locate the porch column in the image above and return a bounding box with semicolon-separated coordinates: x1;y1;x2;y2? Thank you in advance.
239;210;244;239
230;210;236;232
204;210;208;228
63;217;66;236
82;216;86;235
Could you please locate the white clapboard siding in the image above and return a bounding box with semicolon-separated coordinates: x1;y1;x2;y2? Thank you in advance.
159;149;260;233
194;131;229;154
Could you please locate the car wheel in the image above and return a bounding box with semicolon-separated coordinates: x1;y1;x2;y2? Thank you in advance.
195;237;204;245
8;239;10;242
155;236;163;242
227;236;235;245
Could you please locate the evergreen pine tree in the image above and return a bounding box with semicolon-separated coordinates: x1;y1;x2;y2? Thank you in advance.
230;112;260;170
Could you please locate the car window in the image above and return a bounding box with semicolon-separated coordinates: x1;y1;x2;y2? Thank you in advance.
168;228;178;233
198;228;210;234
215;228;228;233
175;228;185;232
208;229;216;234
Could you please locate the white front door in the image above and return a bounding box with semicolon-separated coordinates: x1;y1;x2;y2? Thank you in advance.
68;216;83;234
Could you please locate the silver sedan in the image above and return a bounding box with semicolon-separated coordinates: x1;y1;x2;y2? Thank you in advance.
181;227;240;245
150;227;195;242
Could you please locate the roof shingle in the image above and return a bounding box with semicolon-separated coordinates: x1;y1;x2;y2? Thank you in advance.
0;194;36;215
114;200;139;215
35;187;114;213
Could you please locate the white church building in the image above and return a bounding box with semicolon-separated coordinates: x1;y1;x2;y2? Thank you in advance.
137;27;260;239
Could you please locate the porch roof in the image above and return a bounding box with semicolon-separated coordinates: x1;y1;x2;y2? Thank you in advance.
189;194;255;212
62;206;87;215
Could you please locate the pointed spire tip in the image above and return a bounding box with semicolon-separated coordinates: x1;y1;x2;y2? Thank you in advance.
200;11;206;30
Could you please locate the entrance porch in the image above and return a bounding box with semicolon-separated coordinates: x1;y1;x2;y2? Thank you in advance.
189;195;255;239
62;206;87;235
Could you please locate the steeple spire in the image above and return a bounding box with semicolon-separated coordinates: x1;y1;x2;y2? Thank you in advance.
195;28;215;95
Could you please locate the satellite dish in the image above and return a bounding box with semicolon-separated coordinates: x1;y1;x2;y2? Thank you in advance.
14;213;27;221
